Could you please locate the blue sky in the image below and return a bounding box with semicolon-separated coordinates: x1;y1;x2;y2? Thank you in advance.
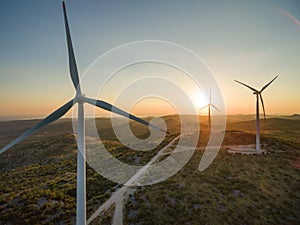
0;0;299;119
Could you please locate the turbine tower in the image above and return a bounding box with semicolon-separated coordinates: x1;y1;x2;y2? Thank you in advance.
0;2;167;225
199;89;221;129
235;76;278;151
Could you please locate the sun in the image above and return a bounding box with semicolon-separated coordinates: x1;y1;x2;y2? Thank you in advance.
189;90;208;112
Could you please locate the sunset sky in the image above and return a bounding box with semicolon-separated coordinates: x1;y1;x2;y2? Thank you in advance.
0;0;299;120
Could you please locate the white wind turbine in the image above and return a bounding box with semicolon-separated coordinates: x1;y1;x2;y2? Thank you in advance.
235;76;278;151
0;2;167;225
199;89;221;129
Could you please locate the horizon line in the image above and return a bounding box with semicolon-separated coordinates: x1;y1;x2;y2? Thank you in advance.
0;113;299;122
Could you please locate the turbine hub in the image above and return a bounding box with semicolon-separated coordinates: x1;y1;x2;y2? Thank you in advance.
75;93;85;103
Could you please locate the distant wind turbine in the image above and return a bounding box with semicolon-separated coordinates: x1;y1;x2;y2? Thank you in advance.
0;2;167;225
199;89;221;129
235;76;278;151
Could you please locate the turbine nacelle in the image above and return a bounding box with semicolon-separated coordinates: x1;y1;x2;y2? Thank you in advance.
75;93;85;103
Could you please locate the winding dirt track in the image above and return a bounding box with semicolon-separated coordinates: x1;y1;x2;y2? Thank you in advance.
87;135;181;225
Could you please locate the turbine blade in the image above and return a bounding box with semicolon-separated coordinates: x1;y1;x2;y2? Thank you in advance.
209;89;211;104
260;75;278;92
259;94;266;121
0;100;74;154
199;104;209;111
62;1;81;93
84;97;169;133
211;104;221;112
234;80;258;93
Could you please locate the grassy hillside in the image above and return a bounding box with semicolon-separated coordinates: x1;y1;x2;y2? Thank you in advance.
0;115;299;224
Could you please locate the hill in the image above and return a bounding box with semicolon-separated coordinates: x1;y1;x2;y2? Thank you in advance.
0;115;299;224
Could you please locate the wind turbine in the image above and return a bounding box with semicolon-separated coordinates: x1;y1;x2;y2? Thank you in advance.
199;89;221;129
0;2;167;225
235;76;278;151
